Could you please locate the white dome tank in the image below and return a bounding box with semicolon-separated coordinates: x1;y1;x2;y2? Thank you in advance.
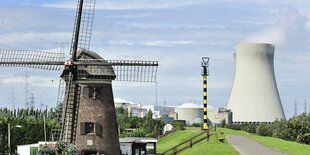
175;103;203;125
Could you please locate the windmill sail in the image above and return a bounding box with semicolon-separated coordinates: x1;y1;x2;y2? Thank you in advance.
70;0;96;57
0;49;64;70
109;60;158;82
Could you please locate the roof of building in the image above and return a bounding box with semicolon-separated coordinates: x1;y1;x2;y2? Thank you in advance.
114;98;138;105
177;103;215;109
119;137;157;143
114;98;127;103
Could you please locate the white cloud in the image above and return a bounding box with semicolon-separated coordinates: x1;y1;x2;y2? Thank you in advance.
107;40;228;47
1;75;59;88
42;0;208;10
243;6;308;47
0;32;71;46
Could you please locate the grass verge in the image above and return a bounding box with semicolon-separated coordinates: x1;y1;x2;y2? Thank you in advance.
220;128;310;155
157;127;238;155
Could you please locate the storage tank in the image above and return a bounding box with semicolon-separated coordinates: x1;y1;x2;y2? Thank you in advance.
227;43;285;123
175;103;203;125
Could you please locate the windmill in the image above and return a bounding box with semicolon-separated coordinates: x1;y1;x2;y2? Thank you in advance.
0;0;158;154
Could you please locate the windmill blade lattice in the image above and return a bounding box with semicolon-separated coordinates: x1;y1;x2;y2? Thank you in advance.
109;60;158;82
70;0;96;55
75;59;158;82
0;49;65;70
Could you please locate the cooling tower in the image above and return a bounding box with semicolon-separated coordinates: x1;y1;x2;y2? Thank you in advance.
227;43;285;123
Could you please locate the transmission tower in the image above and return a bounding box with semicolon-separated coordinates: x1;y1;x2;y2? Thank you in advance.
304;99;307;114
9;88;16;111
163;97;167;113
155;82;158;107
25;71;29;108
294;100;297;117
29;93;35;108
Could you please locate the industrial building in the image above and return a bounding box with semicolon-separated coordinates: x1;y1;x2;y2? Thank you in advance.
173;103;231;125
115;98;231;126
115;98;174;119
227;43;285;123
115;98;148;118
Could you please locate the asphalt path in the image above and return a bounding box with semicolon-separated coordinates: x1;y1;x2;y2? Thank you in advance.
227;135;287;155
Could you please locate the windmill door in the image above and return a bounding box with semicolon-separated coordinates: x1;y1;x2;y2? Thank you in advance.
132;143;147;155
81;150;97;155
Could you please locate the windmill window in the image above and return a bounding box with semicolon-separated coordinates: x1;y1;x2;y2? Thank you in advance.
88;87;96;98
81;122;102;135
85;122;95;134
83;87;101;98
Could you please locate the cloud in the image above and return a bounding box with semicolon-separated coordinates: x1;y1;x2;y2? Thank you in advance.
0;32;70;45
42;0;208;10
243;6;308;47
1;75;59;88
107;40;228;47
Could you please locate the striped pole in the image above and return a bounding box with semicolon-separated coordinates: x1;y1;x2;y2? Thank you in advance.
203;69;208;130
201;57;209;131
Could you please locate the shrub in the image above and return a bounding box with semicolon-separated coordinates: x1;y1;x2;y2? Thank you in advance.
55;141;76;155
39;144;56;155
219;119;226;128
256;124;272;136
172;121;185;130
130;128;146;137
296;133;310;144
191;123;201;127
241;123;257;133
228;124;241;130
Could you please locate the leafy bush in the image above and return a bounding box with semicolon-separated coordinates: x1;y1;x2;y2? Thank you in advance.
219;119;227;128
172;121;185;130
256;124;272;136
191;123;202;127
228;124;241;130
296;133;310;144
39;144;56;155
129;128;146;137
241;123;257;133
56;141;76;155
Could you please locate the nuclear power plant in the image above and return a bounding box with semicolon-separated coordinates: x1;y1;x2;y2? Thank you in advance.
227;43;285;123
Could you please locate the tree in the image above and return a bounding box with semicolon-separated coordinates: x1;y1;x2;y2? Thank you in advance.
0;107;58;154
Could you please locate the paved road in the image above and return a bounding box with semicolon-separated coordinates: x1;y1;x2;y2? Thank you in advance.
227;135;287;155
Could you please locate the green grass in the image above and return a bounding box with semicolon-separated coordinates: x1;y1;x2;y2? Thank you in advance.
220;128;310;155
157;127;201;153
157;127;238;155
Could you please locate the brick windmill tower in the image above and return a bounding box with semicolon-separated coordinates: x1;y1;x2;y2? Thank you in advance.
0;0;158;154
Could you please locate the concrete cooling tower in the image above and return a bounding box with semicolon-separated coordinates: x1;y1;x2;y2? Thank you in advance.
227;43;285;123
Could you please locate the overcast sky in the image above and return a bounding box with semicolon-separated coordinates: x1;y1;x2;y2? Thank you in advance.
0;0;310;118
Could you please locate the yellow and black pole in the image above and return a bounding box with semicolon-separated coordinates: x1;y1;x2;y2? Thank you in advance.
201;57;210;139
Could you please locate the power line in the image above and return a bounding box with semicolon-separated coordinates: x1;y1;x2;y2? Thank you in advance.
9;88;16;111
304;99;307;114
294;100;297;117
25;71;29;108
30;93;35;109
155;82;158;107
163;97;167;114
